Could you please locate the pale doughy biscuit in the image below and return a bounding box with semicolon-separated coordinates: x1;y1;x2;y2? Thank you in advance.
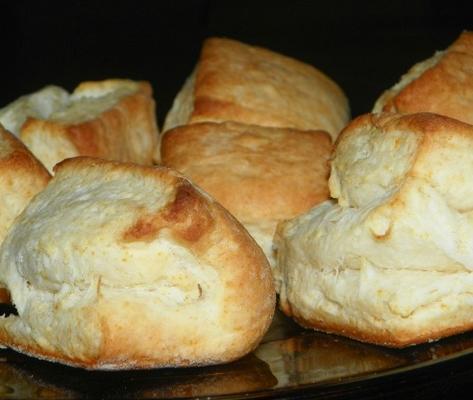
0;157;275;369
275;112;473;347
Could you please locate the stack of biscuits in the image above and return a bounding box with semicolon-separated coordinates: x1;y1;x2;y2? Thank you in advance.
160;37;350;264
0;31;471;370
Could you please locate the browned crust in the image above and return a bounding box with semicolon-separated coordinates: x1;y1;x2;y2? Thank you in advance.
161;121;332;223
0;126;51;304
188;37;349;136
99;159;276;366
0;125;51;181
0;329;100;370
336;111;473;191
279;299;473;348
20;81;158;166
53;156;179;184
1;157;275;369
66;82;157;163
335;112;473;150
0;337;257;370
0;288;10;304
122;181;214;244
379;31;473;125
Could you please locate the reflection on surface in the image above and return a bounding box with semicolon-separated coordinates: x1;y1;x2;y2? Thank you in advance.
0;357;75;399
256;330;408;388
0;350;277;399
256;312;408;387
137;354;277;398
396;330;473;364
2;311;473;398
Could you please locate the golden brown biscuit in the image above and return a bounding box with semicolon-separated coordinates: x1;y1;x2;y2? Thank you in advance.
0;157;275;369
162;121;332;264
163;37;349;140
0;124;50;244
0;124;51;303
373;31;473;125
275;112;473;348
0;80;159;172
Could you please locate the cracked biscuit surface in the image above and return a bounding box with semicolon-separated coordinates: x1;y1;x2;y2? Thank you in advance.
275;112;473;347
0;157;275;369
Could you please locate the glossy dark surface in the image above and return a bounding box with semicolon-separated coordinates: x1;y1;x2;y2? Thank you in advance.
1;310;473;399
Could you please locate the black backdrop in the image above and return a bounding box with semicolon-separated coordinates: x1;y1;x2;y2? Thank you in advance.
2;0;472;125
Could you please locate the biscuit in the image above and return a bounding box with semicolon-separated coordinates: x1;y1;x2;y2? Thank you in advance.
163;37;349;140
275;112;473;347
162;121;332;264
0;124;50;302
0;157;275;369
373;31;473;125
0;80;159;172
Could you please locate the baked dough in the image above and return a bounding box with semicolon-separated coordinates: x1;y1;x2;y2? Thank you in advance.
0;157;275;369
0;124;50;245
163;37;349;140
161;121;332;265
0;80;159;172
373;31;473;125
275;112;473;347
0;124;51;303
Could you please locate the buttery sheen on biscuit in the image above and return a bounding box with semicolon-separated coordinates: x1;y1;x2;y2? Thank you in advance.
373;31;473;125
0;80;159;172
163;37;349;140
0;157;275;369
161;121;332;264
275;112;473;348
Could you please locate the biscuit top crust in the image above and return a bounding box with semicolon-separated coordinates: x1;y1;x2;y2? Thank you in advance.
373;31;473;125
0;80;149;134
0;124;50;241
186;37;349;138
0;157;274;369
162;121;332;224
331;112;473;212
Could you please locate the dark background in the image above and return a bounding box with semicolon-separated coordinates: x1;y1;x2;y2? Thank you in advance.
2;0;472;126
